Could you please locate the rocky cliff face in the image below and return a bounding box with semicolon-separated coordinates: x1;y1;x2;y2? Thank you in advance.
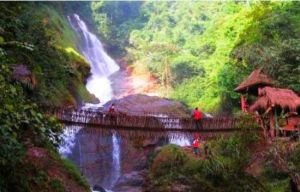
25;147;89;192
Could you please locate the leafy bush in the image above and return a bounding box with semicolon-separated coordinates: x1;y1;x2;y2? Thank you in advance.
148;131;265;191
50;179;65;192
151;144;188;178
0;2;91;191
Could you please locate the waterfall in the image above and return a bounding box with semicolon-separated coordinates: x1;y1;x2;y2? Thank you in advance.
68;14;120;104
65;14;121;190
59;125;82;157
153;114;190;146
110;133;121;188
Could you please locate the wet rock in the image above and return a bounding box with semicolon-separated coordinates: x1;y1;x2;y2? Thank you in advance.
103;94;190;117
93;185;106;192
113;170;147;192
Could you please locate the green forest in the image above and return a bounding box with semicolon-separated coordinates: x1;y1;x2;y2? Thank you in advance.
1;1;300;192
92;1;300;113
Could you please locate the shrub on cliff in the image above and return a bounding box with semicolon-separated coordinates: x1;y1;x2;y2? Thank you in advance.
147;130;265;191
151;144;188;179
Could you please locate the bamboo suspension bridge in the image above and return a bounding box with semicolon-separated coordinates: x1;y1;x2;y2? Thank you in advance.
55;109;257;139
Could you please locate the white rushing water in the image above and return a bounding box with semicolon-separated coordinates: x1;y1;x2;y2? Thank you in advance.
69;14;120;104
110;133;121;188
59;125;82;157
154;114;190;146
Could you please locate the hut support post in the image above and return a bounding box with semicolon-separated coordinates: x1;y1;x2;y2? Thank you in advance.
274;109;280;137
270;113;276;139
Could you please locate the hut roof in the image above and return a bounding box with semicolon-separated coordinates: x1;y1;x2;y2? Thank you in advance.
234;68;273;94
250;86;300;112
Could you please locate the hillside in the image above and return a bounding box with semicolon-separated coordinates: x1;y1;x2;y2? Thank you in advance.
0;2;92;191
91;1;300;114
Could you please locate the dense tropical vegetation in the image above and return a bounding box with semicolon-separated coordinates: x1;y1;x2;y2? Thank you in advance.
0;2;90;191
1;1;300;191
92;1;300;113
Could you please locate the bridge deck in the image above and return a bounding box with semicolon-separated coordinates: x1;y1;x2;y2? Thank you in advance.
55;110;254;134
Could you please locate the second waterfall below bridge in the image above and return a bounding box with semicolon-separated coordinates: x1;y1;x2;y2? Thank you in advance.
59;125;191;191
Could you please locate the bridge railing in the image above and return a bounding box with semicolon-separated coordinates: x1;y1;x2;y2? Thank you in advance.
54;109;256;132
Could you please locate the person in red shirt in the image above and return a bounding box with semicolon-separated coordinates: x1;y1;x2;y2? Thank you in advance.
192;136;200;156
108;103;115;114
192;107;203;130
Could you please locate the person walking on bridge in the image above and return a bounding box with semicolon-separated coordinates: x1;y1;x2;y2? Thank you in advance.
108;103;117;125
192;107;203;130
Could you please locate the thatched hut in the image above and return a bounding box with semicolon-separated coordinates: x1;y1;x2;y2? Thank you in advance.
249;87;300;138
235;68;274;95
234;68;274;112
235;69;300;139
250;87;300;113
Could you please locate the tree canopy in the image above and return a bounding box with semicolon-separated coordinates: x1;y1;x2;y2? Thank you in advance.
91;1;300;113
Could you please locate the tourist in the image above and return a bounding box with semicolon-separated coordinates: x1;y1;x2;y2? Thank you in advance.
108;103;117;124
192;136;200;156
109;103;115;114
192;107;203;130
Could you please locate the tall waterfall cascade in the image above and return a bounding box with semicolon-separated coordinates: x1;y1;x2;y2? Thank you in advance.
61;14;121;191
68;14;120;104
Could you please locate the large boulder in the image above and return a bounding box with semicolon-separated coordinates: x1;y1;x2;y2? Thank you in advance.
112;170;147;192
92;185;106;192
103;94;190;117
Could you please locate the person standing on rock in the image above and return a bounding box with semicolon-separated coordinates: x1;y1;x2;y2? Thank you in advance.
192;107;203;130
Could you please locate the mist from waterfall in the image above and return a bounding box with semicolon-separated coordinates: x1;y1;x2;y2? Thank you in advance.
68;14;119;104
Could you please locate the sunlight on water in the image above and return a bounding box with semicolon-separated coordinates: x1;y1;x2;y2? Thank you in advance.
86;76;114;104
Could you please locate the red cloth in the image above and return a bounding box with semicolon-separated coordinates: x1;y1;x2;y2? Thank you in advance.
193;110;202;120
193;139;200;148
241;95;247;112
